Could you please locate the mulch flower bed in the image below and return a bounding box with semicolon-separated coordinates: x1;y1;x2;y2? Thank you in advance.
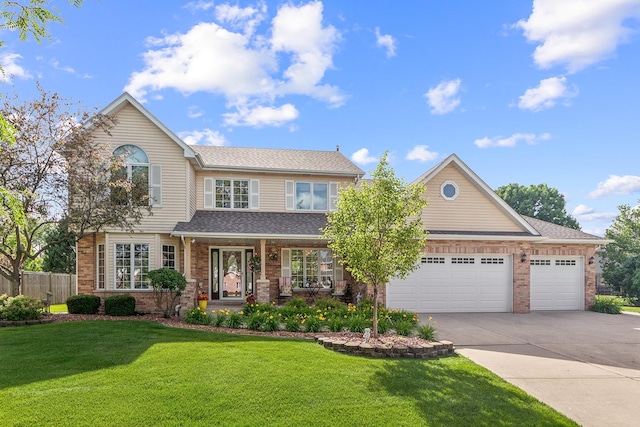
45;313;454;359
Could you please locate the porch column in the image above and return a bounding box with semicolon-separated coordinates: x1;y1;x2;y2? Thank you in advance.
256;239;270;303
260;239;266;281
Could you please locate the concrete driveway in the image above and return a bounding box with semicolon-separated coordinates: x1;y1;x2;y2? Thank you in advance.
426;311;640;427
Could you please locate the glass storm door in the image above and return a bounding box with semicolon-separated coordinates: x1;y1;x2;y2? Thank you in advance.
221;249;244;300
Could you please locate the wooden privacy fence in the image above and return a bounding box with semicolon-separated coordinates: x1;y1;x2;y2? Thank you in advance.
0;272;76;304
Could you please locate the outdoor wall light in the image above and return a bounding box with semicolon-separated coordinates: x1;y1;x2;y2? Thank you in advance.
520;251;527;263
588;256;595;265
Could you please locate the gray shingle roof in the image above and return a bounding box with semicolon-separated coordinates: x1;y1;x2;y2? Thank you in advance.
192;146;364;176
173;210;328;236
522;216;605;241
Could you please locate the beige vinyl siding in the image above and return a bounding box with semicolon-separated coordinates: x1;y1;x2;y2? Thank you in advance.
103;232;180;290
188;164;197;220
195;172;354;212
422;163;525;232
94;104;188;233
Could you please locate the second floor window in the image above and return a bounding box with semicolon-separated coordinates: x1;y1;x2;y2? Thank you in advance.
204;178;259;209
286;181;338;211
112;144;162;207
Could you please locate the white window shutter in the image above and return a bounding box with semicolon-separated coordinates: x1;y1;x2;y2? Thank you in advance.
329;182;338;211
204;178;214;208
285;180;294;211
334;254;343;280
149;165;162;207
281;248;291;278
250;179;260;209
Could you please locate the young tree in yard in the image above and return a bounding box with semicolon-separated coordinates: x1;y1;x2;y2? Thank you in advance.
602;202;640;303
495;183;581;230
0;86;151;296
322;153;428;336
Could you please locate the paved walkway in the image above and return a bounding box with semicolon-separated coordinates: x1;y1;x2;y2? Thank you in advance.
423;311;640;427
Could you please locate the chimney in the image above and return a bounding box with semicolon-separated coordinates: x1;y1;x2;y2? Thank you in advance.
336;145;340;152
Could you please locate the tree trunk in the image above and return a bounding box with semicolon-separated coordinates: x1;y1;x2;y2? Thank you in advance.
373;285;379;337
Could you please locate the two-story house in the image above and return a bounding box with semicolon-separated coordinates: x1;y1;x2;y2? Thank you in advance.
76;93;606;314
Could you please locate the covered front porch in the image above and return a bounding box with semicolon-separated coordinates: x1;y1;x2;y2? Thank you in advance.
172;211;356;308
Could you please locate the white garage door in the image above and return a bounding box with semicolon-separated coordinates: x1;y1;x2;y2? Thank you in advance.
387;255;512;313
530;256;583;310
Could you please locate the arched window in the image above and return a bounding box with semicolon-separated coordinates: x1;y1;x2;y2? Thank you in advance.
111;145;161;206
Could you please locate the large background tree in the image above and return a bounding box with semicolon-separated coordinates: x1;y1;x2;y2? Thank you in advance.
0;86;150;296
601;202;640;303
322;153;428;336
495;183;581;230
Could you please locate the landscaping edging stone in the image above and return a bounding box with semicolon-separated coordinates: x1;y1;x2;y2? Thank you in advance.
0;317;54;327
315;335;455;358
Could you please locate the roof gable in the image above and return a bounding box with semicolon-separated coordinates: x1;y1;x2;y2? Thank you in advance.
415;154;540;236
99;92;196;160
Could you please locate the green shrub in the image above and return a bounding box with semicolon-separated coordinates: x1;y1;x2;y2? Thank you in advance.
417;317;437;341
0;294;44;321
327;316;345;332
303;315;323;333
211;310;228;327
284;316;301;332
262;313;281;332
227;311;243;328
376;317;391;334
104;294;136;316
247;312;266;330
314;296;344;311
348;315;368;333
394;320;415;336
284;297;309;310
148;268;187;318
591;295;623;314
66;294;100;314
184;307;212;325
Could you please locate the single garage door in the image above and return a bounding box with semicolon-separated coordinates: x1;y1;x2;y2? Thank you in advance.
387;255;512;313
530;256;583;310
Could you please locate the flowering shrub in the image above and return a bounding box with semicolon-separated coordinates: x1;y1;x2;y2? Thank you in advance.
418;317;437;341
196;291;209;301
591;296;623;314
184;307;211;325
0;294;44;321
245;293;256;304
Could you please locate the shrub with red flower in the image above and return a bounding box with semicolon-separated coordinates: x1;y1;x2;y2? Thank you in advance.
196;291;209;301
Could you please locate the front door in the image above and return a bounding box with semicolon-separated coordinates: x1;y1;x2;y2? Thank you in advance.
221;249;244;299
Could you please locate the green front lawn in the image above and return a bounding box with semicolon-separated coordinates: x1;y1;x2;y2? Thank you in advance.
48;303;68;313
0;321;577;426
622;305;640;313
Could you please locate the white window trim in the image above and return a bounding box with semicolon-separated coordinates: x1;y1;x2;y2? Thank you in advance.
96;244;105;290
162;244;176;270
114;242;150;290
281;248;340;289
285;181;337;211
441;180;459;201
204;177;258;210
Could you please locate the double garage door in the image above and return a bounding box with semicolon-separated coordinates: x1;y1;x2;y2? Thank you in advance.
387;255;583;312
387;255;512;313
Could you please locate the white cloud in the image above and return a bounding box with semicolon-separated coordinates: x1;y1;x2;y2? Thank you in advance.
375;27;397;58
187;106;203;118
515;0;640;73
125;1;342;128
215;1;266;36
572;204;618;223
588;175;640;198
518;76;576;111
424;79;461;115
184;1;214;12
0;53;32;82
223;103;299;127
474;132;550;148
406;145;438;162
179;129;227;146
351;148;377;165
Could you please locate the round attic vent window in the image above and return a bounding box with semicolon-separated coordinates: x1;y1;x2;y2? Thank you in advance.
441;181;458;200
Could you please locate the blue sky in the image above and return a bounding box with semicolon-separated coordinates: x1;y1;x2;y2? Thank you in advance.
2;0;640;236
